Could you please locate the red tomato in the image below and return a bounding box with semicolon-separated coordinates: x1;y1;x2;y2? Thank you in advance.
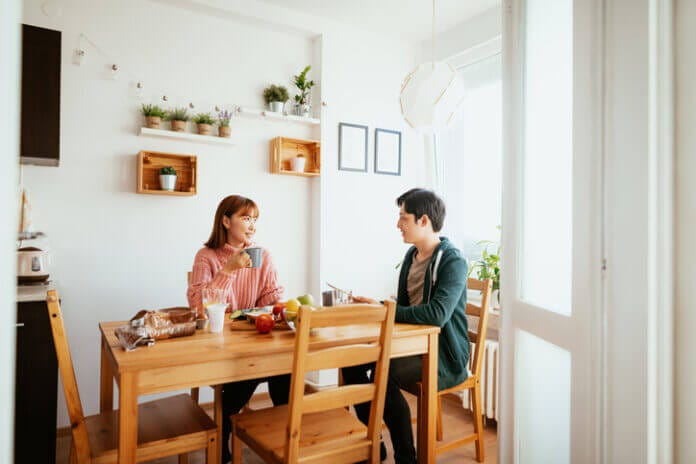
272;301;286;316
255;313;275;333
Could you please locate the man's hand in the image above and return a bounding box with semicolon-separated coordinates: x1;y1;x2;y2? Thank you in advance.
351;295;380;304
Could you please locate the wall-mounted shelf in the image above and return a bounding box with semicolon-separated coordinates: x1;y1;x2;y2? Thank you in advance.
237;106;320;126
271;137;320;177
139;127;235;145
137;150;197;196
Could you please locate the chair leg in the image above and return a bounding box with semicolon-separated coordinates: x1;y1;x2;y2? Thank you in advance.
178;453;189;464
231;418;242;464
436;395;444;442
190;386;200;403
206;432;217;464
472;384;485;462
69;442;77;464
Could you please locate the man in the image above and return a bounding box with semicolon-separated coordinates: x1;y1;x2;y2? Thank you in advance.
344;188;470;464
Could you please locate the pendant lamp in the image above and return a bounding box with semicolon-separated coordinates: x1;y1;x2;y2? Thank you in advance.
400;0;466;132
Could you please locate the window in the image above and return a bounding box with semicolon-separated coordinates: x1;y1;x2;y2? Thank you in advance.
435;51;502;263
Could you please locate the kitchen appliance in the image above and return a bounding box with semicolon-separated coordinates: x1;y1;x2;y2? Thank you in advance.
17;232;51;284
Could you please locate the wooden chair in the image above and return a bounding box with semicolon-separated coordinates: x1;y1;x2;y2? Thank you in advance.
46;290;218;464
231;302;396;464
406;277;492;462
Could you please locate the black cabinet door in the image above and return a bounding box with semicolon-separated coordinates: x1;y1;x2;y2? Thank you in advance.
20;24;61;166
15;301;58;464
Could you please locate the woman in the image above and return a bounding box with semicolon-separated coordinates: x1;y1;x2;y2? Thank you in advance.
187;194;289;464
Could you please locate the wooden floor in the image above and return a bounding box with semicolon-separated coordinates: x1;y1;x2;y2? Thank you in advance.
56;392;497;463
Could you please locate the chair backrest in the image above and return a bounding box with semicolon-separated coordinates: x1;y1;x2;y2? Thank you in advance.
46;290;91;462
285;302;396;463
465;278;493;379
187;271;192;285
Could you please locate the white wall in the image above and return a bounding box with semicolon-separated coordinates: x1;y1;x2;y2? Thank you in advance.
22;0;423;427
22;0;312;426
0;1;20;461
676;1;696;462
318;32;424;300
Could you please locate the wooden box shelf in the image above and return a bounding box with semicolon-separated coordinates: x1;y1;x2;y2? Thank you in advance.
137;150;197;196
270;137;320;177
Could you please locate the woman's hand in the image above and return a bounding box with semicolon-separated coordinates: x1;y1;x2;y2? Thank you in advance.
351;295;379;304
222;250;251;273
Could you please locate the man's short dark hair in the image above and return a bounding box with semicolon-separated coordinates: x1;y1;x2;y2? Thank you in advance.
396;188;446;232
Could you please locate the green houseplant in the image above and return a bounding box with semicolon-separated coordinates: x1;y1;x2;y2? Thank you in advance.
166;107;189;132
141;104;166;129
263;85;289;113
292;65;315;117
469;240;500;305
159;166;177;191
192;112;215;135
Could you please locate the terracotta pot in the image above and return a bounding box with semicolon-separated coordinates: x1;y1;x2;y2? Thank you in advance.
145;116;161;129
218;126;231;138
197;123;213;135
171;120;186;132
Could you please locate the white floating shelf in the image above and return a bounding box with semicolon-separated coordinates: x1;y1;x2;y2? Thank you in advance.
139;127;235;145
236;106;320;125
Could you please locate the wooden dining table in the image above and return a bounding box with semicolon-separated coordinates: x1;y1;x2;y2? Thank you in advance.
99;318;440;464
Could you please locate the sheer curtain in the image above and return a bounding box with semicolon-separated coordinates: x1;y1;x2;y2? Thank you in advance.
434;53;502;262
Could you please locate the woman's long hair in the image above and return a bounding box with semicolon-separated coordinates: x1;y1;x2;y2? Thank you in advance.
205;195;259;249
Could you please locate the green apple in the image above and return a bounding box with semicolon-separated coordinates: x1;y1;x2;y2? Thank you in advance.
297;293;314;306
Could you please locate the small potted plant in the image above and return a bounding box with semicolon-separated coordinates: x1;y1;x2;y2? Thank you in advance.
159;166;177;191
217;109;233;137
193;112;215;135
291;153;306;172
166;107;189;132
292;65;315;117
140;104;166;129
263;85;289;113
469;240;501;307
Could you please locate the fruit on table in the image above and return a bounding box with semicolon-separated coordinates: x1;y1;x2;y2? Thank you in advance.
272;301;286;316
283;308;298;323
285;298;300;312
297;293;314;306
255;313;275;333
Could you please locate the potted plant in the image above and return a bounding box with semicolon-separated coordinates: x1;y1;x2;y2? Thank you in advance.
291;153;306;172
469;241;501;306
193;112;215;135
292;65;315;117
140;104;166;129
263;85;289;113
217;109;233;137
159;166;177;191
166;107;189;132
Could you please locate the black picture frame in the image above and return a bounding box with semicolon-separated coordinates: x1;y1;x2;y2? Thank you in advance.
374;128;402;176
338;122;368;172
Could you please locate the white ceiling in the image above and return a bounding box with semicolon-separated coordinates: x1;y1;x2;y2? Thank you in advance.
257;0;500;42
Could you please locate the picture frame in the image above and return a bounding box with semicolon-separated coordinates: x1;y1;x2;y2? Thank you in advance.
374;128;402;176
338;123;368;172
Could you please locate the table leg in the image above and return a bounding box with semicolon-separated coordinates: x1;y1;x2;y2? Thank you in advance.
100;335;113;412
214;384;223;464
418;333;438;464
118;372;138;464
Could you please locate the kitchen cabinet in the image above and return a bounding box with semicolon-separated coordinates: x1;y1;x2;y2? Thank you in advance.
15;289;58;464
20;24;61;166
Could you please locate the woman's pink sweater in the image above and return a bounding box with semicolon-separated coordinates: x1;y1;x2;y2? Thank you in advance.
187;243;284;313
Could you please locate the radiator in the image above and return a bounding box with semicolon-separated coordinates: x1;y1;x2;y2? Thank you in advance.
460;339;499;421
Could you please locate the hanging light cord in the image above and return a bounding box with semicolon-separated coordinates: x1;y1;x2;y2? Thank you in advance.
432;0;435;70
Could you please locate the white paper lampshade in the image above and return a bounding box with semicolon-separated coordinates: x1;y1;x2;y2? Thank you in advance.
399;61;466;132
